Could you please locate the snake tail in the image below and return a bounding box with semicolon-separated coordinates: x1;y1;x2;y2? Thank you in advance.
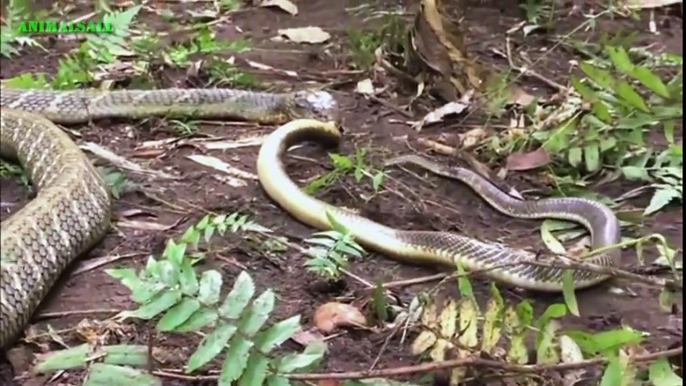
0;109;112;348
257;120;622;292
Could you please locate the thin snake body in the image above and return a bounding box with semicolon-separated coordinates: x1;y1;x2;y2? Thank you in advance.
257;120;622;292
0;87;339;348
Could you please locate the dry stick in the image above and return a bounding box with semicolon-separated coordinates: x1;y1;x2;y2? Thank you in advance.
151;347;682;382
286;347;683;381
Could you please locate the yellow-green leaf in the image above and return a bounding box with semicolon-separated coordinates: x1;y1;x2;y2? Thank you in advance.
615;81;650;112
562;271;580;317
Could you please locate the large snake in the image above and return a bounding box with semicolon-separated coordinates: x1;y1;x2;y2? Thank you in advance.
257;120;622;292
0;87;340;348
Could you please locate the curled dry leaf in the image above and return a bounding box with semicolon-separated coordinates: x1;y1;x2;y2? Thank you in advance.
276;27;331;44
505;147;552;171
414;101;468;131
313;302;368;333
291;328;326;346
406;0;483;101
256;0;298;15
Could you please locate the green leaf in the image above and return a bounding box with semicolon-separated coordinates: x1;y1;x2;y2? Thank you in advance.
565;327;644;356
592;101;612;123
254;315;302;353
536;319;560;364
571;76;597;101
238;289;276;337
130;282;166;304
373;282;388;321
615;80;650;112
372;171;384;191
599;354;622;386
567;147;583;168
157;260;179;288
34;344;90;373
535;303;566;347
219;335;253;384
157;298;201;331
276;340;327;373
605;46;634;75
644;188;680;216
176;307;219;332
540;221;566;254
503;306;528;364
106;268;140;291
631;66;671;99
542;118;576;153
455;262;474;299
83;363;162;386
599;136;617;152
561;271;580;317
117;289;182;321
481;283;504;353
584;142;600;172
329;153;353;169
579;62;615;90
325;210;350;234
100;345;150;366
238;354;269;386
649;357;683;386
197;270;223;306
219;271;255;319
186;322;237;372
163;239;187;268
179;259;199;296
266;375;291;386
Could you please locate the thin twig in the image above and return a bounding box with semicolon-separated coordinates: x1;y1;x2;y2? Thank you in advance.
286;347;682;380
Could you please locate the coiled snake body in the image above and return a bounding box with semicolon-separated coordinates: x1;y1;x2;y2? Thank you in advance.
0;87;339;348
257;120;622;293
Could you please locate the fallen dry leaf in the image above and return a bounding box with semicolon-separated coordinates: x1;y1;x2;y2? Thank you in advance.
505;147;551;171
458;127;488;149
507;85;537;107
413;101;468;131
355;78;375;95
187;154;257;180
623;0;681;8
276;27;330;44
313;302;367;333
257;0;298;15
291;328;326;346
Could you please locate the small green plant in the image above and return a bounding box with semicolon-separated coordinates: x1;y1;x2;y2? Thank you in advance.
482;45;682;215
519;0;556;35
4;5;142;90
305;147;385;196
0;159;31;188
163;26;249;67
345;10;405;70
303;211;365;280
1;0;42;57
412;264;682;385
34;213;326;386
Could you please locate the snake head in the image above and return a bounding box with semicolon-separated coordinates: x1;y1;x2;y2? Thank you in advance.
291;90;341;123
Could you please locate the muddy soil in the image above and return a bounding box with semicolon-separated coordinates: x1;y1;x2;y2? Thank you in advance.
0;1;682;385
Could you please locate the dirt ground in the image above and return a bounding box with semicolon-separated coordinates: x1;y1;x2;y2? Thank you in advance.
0;0;683;385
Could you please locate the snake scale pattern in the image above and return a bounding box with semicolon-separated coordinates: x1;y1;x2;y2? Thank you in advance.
257;120;622;293
0;86;340;348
